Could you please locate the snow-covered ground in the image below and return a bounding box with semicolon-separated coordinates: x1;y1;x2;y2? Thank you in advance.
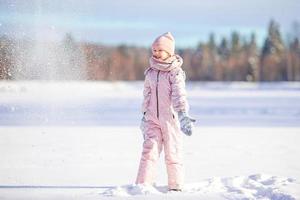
0;81;300;199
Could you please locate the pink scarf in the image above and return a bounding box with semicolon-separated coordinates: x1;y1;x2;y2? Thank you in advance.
149;54;183;71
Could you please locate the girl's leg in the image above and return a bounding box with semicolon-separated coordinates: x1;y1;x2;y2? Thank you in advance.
162;121;184;190
136;120;163;185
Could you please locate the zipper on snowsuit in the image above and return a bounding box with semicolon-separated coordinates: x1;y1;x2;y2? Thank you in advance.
156;70;160;119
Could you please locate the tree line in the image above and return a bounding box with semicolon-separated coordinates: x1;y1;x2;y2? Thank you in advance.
1;20;300;81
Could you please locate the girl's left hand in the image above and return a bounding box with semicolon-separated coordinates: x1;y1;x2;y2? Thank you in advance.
178;111;196;136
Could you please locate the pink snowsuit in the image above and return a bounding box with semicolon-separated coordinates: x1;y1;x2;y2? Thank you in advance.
136;55;188;189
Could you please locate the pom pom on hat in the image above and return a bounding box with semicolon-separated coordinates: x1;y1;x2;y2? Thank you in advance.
152;32;175;56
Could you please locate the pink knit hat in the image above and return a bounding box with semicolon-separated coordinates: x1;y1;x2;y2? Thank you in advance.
152;32;175;56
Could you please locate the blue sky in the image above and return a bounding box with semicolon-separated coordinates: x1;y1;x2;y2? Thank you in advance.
0;0;299;47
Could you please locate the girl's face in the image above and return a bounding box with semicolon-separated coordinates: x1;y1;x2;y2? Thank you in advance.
152;47;170;61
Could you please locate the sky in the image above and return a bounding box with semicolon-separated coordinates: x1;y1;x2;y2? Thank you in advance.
0;0;300;48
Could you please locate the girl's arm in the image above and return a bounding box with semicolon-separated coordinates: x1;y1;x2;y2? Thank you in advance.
141;74;151;114
170;68;189;112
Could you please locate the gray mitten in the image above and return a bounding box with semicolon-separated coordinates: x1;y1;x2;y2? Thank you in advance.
178;111;196;136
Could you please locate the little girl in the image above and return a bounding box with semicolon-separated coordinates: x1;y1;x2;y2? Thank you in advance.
136;32;195;191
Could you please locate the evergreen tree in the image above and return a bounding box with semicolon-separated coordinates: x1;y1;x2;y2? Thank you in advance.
262;20;285;56
289;38;300;81
261;20;287;81
231;31;242;54
246;33;259;81
208;33;217;53
218;37;230;59
249;33;258;55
